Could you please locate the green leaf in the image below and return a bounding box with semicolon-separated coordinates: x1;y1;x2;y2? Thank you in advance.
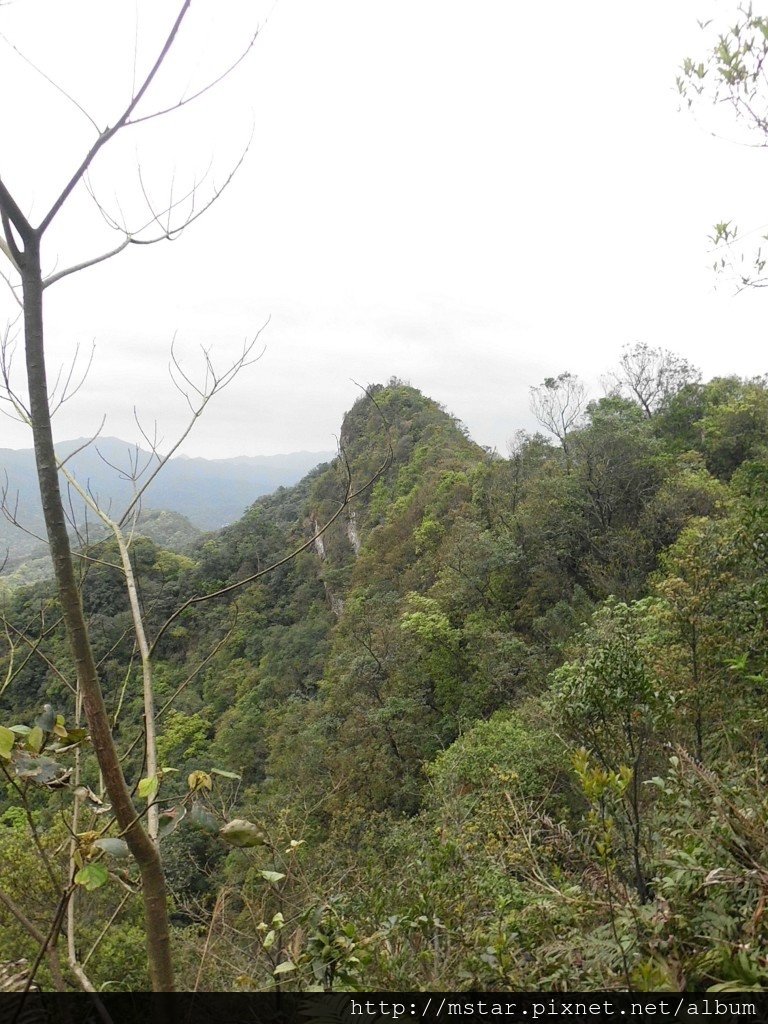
210;768;241;780
219;819;266;848
93;838;131;860
75;863;109;891
260;870;286;884
27;726;44;754
0;726;14;760
273;961;296;975
262;929;276;950
138;775;159;801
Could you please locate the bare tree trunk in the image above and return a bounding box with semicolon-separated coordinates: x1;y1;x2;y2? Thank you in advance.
20;245;175;991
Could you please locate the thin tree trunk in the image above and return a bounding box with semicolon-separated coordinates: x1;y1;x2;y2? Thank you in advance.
114;530;160;842
20;244;175;991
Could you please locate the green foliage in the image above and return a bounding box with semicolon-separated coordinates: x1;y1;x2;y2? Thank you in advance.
89;922;152;991
428;700;569;808
157;710;213;769
551;599;671;766
4;373;768;991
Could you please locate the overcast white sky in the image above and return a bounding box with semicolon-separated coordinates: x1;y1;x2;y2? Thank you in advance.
0;0;766;457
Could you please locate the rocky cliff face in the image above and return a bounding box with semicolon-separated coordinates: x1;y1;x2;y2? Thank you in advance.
346;510;362;555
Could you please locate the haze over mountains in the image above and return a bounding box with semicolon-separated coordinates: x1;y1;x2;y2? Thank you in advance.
0;438;334;568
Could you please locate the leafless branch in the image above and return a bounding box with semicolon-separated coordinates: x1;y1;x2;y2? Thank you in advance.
129;131;254;245
118;323;268;528
0;30;101;133
38;0;195;235
0;475;47;547
2;614;76;695
45;126;252;288
0;324;31;422
43;240;131;290
130;27;262;127
50;341;97;414
81;892;132;969
0;264;22;307
59;416;107;467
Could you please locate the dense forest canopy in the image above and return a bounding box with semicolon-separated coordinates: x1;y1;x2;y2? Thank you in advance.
3;355;768;991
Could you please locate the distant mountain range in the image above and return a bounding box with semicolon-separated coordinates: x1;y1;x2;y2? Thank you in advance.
0;438;334;568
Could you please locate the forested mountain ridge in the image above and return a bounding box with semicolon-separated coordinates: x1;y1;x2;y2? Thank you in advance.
3;366;768;992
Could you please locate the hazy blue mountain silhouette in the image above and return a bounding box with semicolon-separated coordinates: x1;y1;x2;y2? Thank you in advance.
0;438;334;564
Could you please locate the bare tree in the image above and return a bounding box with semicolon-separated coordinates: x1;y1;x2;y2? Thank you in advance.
529;372;586;457
610;342;700;418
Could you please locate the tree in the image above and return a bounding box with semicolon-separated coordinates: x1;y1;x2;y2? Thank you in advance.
551;600;671;902
652;518;739;762
529;372;586;458
610;343;700;419
0;5;223;989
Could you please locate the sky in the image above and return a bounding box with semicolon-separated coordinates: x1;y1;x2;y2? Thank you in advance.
0;0;767;457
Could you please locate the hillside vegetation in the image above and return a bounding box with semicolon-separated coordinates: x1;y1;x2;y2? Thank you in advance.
2;358;768;992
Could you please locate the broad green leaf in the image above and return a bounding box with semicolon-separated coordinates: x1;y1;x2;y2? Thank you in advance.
138;775;159;801
27;726;44;754
262;929;276;950
219;819;266;848
9;725;30;736
93;838;131;860
75;863;109;891
273;961;296;975
0;726;14;760
260;870;286;884
210;768;241;780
